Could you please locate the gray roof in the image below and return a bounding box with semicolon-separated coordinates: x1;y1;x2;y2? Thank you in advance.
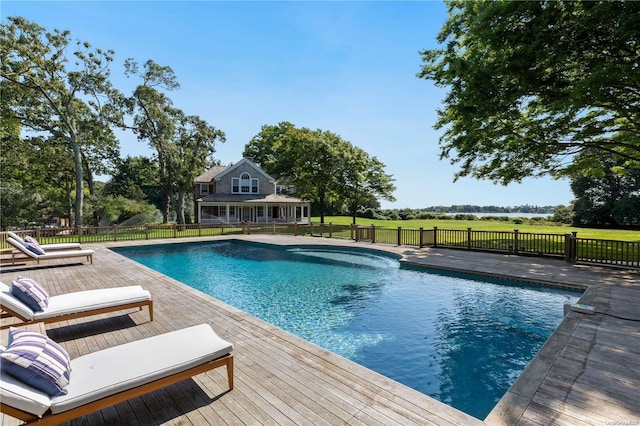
195;166;229;183
197;193;307;204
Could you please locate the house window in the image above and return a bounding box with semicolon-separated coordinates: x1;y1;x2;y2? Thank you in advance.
232;173;259;194
200;184;209;195
229;206;236;217
256;206;264;218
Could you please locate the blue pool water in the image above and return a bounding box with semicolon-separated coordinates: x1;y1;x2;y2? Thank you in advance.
113;241;582;419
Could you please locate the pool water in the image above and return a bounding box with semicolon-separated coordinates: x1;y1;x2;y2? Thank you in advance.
113;241;582;419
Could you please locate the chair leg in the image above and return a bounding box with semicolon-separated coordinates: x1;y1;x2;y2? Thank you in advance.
227;356;234;390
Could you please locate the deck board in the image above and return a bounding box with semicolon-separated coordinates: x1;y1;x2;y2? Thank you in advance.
1;235;639;425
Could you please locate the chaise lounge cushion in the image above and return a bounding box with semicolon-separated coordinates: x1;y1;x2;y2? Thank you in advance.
1;328;71;396
32;286;151;321
0;367;52;417
8;232;82;251
49;324;233;413
6;237;94;263
10;277;50;311
1;282;36;321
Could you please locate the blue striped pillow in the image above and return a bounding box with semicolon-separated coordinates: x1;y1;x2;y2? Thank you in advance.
0;328;71;396
24;241;46;255
11;277;49;311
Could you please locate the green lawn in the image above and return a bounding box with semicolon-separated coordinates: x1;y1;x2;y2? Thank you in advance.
313;216;640;241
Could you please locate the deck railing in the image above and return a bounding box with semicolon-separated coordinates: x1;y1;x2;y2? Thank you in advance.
2;224;638;269
352;225;638;269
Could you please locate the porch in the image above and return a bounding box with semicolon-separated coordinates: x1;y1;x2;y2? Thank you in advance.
197;202;310;225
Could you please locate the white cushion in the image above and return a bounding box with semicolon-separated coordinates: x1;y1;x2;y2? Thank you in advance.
0;371;52;417
0;282;35;321
27;249;95;260
6;238;94;260
50;324;233;413
40;243;82;250
33;286;151;320
8;232;81;251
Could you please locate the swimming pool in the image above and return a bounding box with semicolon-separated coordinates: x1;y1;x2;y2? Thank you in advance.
113;241;582;419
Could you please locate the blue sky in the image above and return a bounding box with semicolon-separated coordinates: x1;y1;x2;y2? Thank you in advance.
3;1;574;209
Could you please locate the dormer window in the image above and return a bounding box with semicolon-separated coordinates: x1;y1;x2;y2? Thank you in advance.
232;173;259;194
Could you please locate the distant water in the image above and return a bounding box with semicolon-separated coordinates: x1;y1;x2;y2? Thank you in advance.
440;212;552;218
114;241;580;419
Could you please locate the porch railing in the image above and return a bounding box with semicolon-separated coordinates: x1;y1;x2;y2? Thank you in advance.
2;224;638;269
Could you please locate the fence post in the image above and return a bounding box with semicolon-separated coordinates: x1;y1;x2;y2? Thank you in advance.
433;227;438;247
354;226;359;242
564;233;576;262
146;225;150;240
467;228;472;249
36;227;41;241
75;227;81;244
329;223;333;238
113;225;117;242
371;225;376;244
173;224;177;238
514;229;519;254
273;221;276;235
198;223;202;237
397;227;402;246
419;227;424;248
294;222;298;236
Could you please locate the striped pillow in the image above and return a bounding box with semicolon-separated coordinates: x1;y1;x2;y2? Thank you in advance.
24;241;46;255
0;328;71;396
11;277;49;311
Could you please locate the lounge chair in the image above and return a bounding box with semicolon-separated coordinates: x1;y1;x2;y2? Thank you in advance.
0;324;234;425
5;237;94;265
0;281;153;328
6;232;81;252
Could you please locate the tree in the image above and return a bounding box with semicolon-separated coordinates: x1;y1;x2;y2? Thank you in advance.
571;151;640;227
169;113;225;225
125;59;225;224
125;59;179;223
104;156;161;204
245;122;395;223
1;17;123;225
418;1;640;184
339;146;396;224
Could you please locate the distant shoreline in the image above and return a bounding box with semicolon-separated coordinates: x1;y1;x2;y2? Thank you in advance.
439;212;552;218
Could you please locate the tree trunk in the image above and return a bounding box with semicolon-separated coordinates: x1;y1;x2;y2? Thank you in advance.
83;154;95;195
318;193;325;224
71;133;84;226
176;189;185;225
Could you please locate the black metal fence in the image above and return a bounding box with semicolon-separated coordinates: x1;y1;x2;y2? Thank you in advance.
2;223;638;269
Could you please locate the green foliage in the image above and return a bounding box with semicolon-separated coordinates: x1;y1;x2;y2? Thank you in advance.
1;17;124;225
419;1;640;183
125;59;225;225
94;195;160;225
571;151;640;227
244;122;395;223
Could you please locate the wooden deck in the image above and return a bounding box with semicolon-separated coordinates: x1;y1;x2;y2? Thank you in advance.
1;235;639;425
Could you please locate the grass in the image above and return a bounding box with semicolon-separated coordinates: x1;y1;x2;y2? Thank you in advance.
313;216;640;241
